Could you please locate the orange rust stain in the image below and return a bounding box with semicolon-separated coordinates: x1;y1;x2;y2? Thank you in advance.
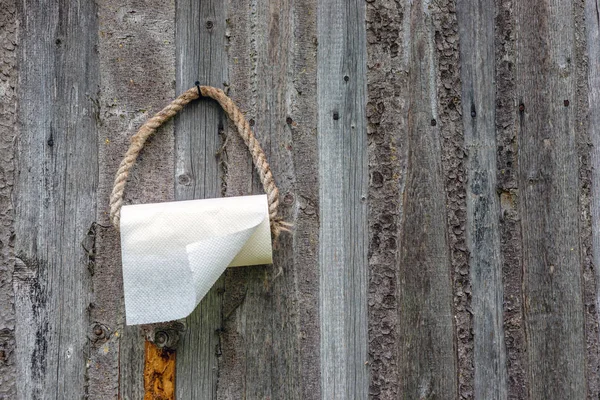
143;340;176;400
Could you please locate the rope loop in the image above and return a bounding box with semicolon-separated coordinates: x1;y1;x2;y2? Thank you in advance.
109;85;290;239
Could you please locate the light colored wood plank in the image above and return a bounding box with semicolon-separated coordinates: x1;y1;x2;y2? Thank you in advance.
317;0;368;398
0;0;17;398
93;0;176;398
456;0;507;398
13;0;99;398
173;0;225;398
515;0;586;397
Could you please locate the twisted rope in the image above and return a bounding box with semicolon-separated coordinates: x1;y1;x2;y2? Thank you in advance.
109;85;290;239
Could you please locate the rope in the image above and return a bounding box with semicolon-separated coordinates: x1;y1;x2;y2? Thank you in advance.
109;85;290;239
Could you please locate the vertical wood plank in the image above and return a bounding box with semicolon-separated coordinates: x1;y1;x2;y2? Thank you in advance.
218;0;321;398
13;0;98;398
317;0;368;398
493;1;529;397
584;0;600;396
515;1;586;397
93;0;176;398
174;0;226;398
0;0;17;398
573;0;599;396
456;0;507;398
394;0;458;397
364;0;408;397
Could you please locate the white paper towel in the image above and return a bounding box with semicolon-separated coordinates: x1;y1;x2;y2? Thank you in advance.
120;194;273;325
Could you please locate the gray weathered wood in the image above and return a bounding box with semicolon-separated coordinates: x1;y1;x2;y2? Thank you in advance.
13;0;98;398
174;0;225;398
587;0;600;396
394;1;458;398
515;1;586;397
494;1;529;398
317;0;369;398
0;1;17;398
7;0;600;398
456;0;507;398
92;1;176;398
217;0;321;398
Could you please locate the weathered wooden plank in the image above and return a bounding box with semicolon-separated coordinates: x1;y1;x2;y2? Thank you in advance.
493;1;529;398
364;0;408;397
173;1;226;399
13;0;99;398
93;1;176;398
429;1;472;397
456;0;507;398
0;1;17;398
317;0;368;398
584;0;600;396
217;0;321;398
394;1;458;397
514;0;586;397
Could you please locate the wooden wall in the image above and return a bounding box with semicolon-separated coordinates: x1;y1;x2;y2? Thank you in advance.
1;0;600;398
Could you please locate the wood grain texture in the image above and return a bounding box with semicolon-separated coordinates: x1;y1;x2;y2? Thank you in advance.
394;1;458;397
456;0;507;398
93;0;176;398
494;1;529;398
515;0;586;397
0;1;17;399
574;0;599;397
585;0;600;394
317;0;368;398
173;1;225;398
13;0;99;398
584;0;600;396
218;0;321;398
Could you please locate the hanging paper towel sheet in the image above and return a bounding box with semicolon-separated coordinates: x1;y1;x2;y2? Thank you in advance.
120;194;273;325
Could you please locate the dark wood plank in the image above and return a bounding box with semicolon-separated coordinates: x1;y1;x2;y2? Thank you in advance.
364;0;408;396
13;0;99;398
0;0;17;398
456;0;507;398
93;0;176;398
494;1;529;398
174;0;225;398
394;1;458;397
429;0;472;397
317;0;369;398
515;1;586;397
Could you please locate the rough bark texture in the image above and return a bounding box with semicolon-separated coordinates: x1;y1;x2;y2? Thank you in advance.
365;0;406;397
5;0;600;398
0;1;17;399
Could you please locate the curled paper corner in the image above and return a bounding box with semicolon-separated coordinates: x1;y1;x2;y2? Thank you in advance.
120;194;273;325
